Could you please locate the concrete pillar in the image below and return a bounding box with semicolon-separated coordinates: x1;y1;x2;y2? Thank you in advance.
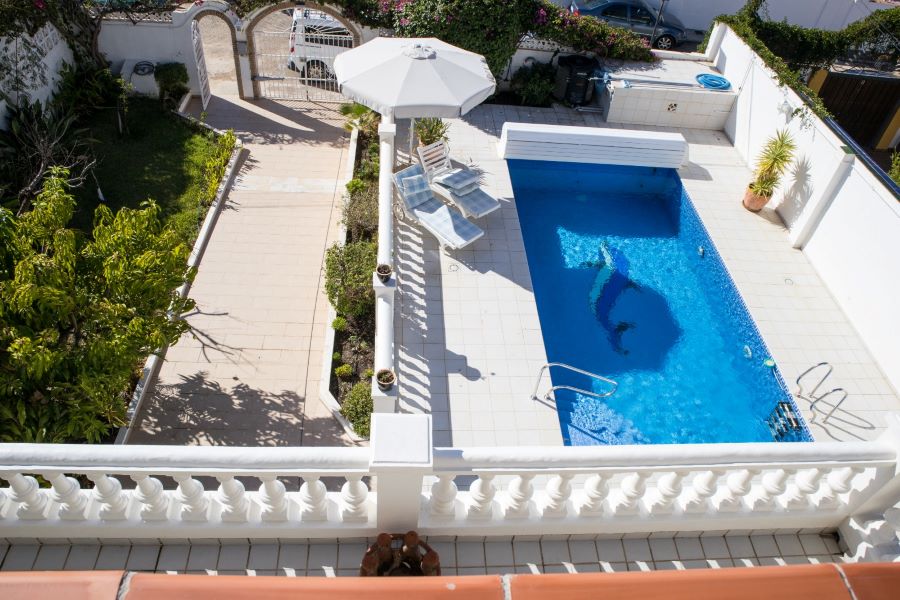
790;146;855;249
377;117;397;267
370;414;432;532
372;273;397;414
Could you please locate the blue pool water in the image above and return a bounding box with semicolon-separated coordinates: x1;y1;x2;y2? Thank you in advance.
508;160;811;445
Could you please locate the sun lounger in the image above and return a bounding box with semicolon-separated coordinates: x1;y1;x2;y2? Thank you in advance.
393;164;484;250
417;140;501;219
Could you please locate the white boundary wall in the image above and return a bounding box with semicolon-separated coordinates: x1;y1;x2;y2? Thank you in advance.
707;24;900;395
0;23;73;126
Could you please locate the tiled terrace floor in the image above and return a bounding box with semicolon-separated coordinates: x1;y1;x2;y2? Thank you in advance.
128;95;353;446
0;533;843;575
396;104;898;446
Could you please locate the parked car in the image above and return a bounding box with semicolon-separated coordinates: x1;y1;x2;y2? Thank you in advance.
570;0;687;50
286;9;353;84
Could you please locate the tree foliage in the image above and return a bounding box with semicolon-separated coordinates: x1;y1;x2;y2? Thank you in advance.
0;169;195;443
324;240;376;319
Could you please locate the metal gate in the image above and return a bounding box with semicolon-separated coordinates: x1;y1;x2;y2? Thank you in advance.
818;71;900;148
192;20;211;110
252;8;353;101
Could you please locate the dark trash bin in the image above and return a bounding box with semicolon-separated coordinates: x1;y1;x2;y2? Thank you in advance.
553;55;599;105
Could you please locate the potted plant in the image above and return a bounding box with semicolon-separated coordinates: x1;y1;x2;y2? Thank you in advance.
376;263;392;283
414;117;449;147
376;368;396;391
743;129;797;212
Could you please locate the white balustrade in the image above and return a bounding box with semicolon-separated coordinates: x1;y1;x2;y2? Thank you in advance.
1;414;900;543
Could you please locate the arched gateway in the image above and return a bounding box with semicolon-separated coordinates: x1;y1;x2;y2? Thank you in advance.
244;2;361;101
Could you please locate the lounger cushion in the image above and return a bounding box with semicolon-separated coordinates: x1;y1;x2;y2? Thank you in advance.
433;168;479;191
411;198;484;249
400;174;432;209
448;187;501;218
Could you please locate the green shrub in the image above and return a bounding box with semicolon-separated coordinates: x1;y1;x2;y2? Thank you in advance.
53;63;127;119
154;62;190;107
890;152;900;187
396;0;652;76
343;180;378;242
414;118;449;146
332;316;348;332
332;351;342;362
511;62;557;107
363;368;374;379
334;364;354;379
341;381;373;437
324;240;377;318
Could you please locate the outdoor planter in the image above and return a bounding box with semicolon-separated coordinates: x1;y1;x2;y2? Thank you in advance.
360;531;441;576
376;263;392;283
742;188;771;212
743;129;796;213
376;368;396;391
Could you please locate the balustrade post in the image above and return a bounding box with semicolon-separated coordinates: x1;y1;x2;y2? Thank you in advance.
608;472;648;515
216;475;249;523
174;474;210;522
3;473;48;519
467;474;496;519
681;470;717;513
505;474;534;518
298;476;328;521
87;474;128;520
429;474;458;518
45;471;87;520
715;469;753;512
132;474;169;521
542;474;573;518
258;475;288;522
756;469;788;511
370;414;432;531
340;474;369;522
578;473;610;517
646;470;686;515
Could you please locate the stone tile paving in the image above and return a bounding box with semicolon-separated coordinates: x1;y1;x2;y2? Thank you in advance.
129;96;354;447
396;104;897;445
0;533;843;575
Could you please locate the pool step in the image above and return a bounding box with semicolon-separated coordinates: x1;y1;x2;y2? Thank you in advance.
766;401;803;441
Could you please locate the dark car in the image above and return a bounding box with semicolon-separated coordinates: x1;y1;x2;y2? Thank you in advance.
571;0;687;50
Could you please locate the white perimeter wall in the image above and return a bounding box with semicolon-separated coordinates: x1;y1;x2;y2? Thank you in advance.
98;13;202;95
709;24;900;395
0;23;73;127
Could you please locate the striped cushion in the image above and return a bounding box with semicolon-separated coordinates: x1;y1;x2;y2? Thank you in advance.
433;168;478;191
400;174;432;209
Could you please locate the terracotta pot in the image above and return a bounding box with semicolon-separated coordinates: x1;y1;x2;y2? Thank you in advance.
376;368;396;391
743;187;771;212
376;263;392;283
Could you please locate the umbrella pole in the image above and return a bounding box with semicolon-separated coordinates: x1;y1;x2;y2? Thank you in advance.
408;118;416;165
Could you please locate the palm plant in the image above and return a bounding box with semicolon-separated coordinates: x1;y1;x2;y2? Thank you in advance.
339;102;380;139
744;129;796;211
414;117;449;146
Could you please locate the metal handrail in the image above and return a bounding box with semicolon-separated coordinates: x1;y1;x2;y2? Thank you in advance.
532;362;618;403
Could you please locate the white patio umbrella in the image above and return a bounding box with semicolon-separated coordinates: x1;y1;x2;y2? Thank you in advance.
333;37;496;119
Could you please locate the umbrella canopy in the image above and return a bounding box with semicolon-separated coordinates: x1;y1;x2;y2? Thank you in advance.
333;37;496;119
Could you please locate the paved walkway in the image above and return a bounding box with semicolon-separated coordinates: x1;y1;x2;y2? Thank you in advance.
129;93;353;446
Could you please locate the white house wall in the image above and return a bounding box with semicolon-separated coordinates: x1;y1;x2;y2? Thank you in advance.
0;23;73;127
710;24;900;395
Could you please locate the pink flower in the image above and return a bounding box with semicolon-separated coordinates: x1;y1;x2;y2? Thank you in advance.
33;0;46;8
534;7;548;26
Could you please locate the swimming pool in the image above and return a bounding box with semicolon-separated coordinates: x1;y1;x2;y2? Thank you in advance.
508;160;811;445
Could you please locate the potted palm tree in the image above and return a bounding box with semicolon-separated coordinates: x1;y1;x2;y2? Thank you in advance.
743;129;797;212
413;117;450;147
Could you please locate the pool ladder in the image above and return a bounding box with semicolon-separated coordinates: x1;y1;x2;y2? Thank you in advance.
532;362;618;405
796;362;848;425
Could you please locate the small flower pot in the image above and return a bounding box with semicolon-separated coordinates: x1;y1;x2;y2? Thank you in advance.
376;368;396;391
742;188;771;212
376;263;392;283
